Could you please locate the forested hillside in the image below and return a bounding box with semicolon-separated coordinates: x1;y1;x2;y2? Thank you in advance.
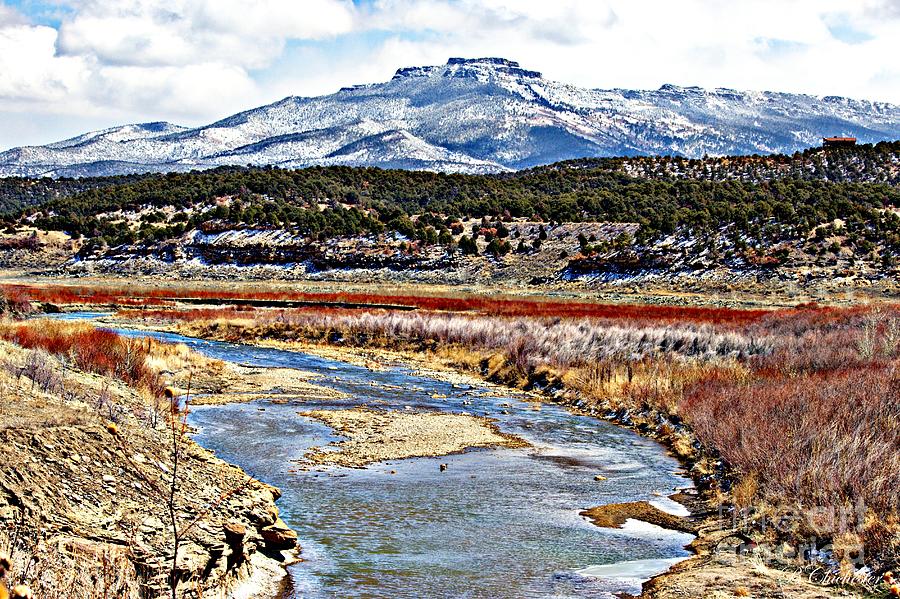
1;143;898;289
0;173;151;215
2;144;898;250
608;140;900;185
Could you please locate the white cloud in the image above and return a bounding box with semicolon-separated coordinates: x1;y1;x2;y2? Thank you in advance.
84;62;257;116
0;0;898;150
0;0;357;147
352;0;900;101
0;24;88;104
57;0;355;68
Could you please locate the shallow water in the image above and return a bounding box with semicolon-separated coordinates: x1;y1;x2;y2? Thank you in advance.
52;313;694;598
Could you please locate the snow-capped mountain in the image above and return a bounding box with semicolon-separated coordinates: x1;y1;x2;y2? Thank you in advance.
3;57;900;177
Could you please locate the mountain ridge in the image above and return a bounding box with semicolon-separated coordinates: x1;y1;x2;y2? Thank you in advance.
2;56;900;177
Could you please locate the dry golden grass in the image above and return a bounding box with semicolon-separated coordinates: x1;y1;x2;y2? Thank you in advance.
0;532;139;599
731;473;759;511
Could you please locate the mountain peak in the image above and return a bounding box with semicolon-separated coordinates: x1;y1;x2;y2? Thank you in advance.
393;57;542;81
2;59;899;178
446;57;519;67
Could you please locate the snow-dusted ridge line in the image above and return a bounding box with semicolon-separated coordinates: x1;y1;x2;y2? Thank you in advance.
2;56;900;177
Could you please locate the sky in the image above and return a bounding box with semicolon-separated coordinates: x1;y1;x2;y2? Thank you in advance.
1;0;899;150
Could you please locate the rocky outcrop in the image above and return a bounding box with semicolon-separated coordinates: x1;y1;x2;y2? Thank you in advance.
92;228;452;273
0;424;296;597
259;518;298;551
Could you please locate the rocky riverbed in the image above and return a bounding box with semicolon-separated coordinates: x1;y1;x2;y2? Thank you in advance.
190;362;347;406
298;407;528;467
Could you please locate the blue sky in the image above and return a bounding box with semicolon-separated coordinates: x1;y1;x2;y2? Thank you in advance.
0;0;898;149
5;0;68;26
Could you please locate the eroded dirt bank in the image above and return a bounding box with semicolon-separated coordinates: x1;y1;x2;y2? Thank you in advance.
0;333;300;598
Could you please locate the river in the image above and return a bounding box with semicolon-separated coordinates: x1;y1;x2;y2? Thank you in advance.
53;313;695;598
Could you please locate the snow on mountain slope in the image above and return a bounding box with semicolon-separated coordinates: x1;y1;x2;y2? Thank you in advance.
316;130;508;172
0;122;190;177
2;57;899;177
44;121;189;149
